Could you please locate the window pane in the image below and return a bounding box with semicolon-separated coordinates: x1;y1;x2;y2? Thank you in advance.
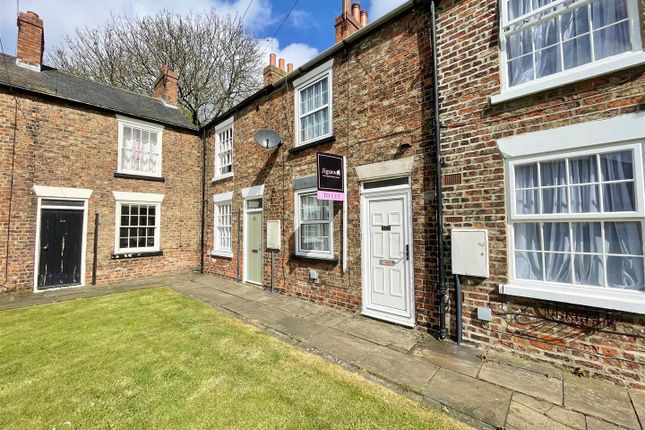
516;189;540;214
606;256;644;290
535;46;561;78
563;35;592;70
603;183;635;212
301;195;330;221
508;55;534;86
573;222;602;253
533;19;558;50
561;6;590;40
508;29;533;59
600;151;633;181
515;164;538;188
514;223;541;251
540;161;566;186
542;187;567;213
544;223;570;251
545;252;572;283
574;255;604;286
300;223;330;252
605;222;642;255
515;251;544;280
508;0;531;20
571;185;600;213
593;22;632;61
569;156;597;184
591;0;628;28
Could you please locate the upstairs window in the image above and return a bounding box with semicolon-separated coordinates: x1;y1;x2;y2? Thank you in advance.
214;118;234;180
294;60;333;147
501;0;643;88
117;117;163;178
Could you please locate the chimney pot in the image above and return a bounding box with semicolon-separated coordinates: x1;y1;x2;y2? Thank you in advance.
269;53;277;67
16;10;44;70
351;3;361;22
278;58;286;72
342;0;351;15
287;63;294;73
153;65;179;106
360;10;368;27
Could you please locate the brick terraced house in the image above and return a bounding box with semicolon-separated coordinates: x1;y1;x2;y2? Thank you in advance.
1;1;644;388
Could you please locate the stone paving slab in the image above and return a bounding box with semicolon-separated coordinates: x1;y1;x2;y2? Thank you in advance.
586;415;622;430
506;402;571;430
545;405;586;430
304;328;379;363
479;360;563;405
414;338;483;378
425;368;513;428
357;346;439;393
564;373;640;429
302;308;354;328
336;318;420;351
270;315;327;341
630;389;645;429
485;350;563;380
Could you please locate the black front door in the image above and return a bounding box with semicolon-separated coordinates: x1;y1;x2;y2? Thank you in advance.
38;209;84;289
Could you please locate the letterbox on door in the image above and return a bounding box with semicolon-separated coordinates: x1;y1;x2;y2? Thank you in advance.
451;229;489;278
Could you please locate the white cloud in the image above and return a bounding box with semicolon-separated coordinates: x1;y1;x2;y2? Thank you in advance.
368;0;407;20
0;0;275;56
260;37;319;70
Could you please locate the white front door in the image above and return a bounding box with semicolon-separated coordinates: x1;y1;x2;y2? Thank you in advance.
361;187;414;326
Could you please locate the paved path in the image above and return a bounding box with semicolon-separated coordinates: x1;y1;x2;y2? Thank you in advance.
2;272;643;430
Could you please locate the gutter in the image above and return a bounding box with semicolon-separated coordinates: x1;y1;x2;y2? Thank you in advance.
205;0;421;130
428;0;448;339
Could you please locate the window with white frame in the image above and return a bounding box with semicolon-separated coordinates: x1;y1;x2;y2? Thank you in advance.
214;200;233;256
500;0;643;88
117;117;163;177
295;190;334;259
509;145;645;294
295;60;333;147
214;118;234;180
115;202;161;253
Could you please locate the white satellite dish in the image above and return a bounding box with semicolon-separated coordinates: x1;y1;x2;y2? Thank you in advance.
254;129;282;149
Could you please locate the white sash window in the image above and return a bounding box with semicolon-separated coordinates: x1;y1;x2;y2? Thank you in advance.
214;118;234;180
495;0;644;102
117;117;163;178
295;190;334;259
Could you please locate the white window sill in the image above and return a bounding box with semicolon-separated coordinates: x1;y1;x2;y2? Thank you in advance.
212;172;234;182
491;51;645;105
499;282;645;314
292;252;337;262
210;250;233;258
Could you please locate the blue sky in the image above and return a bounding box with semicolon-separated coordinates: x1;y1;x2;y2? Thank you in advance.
0;0;406;68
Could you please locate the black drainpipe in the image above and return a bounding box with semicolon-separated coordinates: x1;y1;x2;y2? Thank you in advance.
429;0;447;340
200;127;207;274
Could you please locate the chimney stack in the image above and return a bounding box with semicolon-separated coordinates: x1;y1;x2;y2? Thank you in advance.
335;1;367;43
263;53;286;86
16;11;44;70
153;65;179;106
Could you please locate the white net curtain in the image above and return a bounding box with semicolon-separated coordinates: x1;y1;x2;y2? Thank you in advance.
506;0;633;86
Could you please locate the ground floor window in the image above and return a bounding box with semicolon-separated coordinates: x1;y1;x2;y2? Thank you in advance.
295;189;333;259
214;201;232;256
113;192;163;254
509;144;645;292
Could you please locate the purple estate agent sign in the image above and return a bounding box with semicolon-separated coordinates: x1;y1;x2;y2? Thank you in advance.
317;153;345;202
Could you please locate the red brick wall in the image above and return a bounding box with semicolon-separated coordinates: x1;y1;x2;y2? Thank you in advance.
437;0;645;387
205;7;441;324
0;89;202;293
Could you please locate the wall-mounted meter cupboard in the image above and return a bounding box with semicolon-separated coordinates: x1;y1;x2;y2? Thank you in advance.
266;220;281;251
451;229;489;278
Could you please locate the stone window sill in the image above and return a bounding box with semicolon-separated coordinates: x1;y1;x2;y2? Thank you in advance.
111;251;163;260
114;172;165;182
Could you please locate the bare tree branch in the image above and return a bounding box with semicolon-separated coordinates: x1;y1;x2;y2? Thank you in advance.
49;9;263;127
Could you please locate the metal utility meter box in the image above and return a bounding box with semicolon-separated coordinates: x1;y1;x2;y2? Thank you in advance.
451;229;489;278
266;220;281;251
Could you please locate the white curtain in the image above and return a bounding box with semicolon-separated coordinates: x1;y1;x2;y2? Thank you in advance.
569;155;600;213
507;0;632;86
601;151;635;212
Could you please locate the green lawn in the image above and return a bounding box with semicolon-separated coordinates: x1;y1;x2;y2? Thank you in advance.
0;288;468;429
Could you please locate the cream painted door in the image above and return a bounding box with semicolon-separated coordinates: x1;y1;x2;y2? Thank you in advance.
362;190;414;326
246;210;263;285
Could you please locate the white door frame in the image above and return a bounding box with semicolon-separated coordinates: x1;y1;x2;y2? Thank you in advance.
360;180;415;327
242;185;264;286
32;186;92;293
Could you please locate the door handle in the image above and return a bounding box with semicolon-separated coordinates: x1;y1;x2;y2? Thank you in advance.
42;244;49;251
252;250;259;254
405;245;409;261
